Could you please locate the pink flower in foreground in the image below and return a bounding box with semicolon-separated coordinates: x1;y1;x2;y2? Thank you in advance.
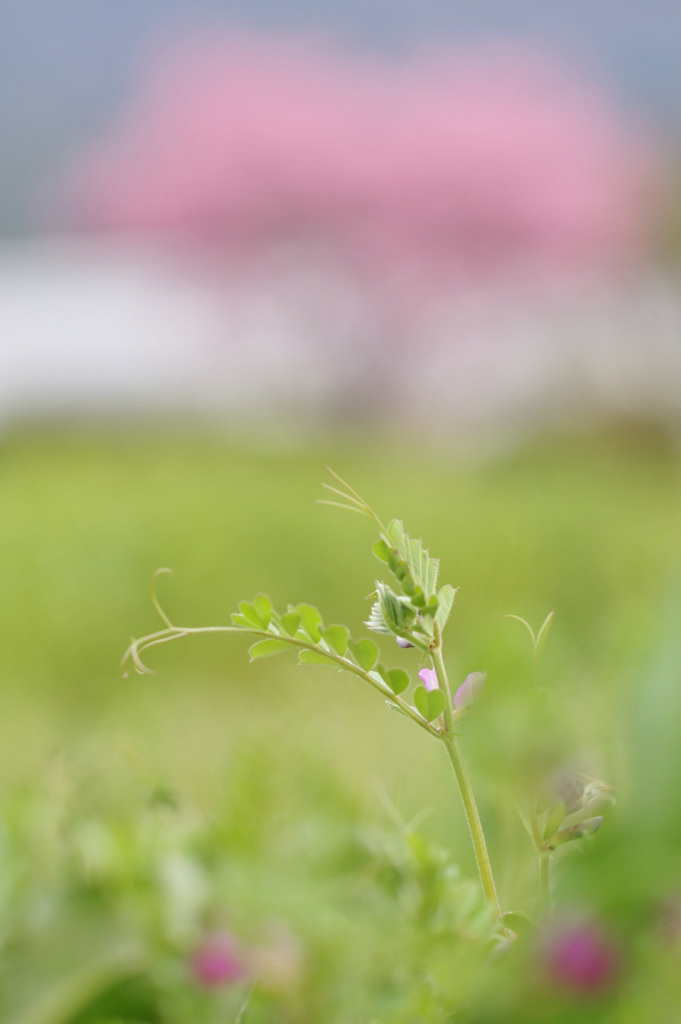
418;668;439;692
190;931;248;987
543;922;620;995
454;671;486;709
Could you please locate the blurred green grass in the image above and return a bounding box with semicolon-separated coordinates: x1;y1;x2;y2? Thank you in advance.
1;424;679;826
1;424;681;1021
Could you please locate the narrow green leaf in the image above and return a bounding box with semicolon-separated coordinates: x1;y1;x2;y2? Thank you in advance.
348;638;379;672
542;801;567;841
253;593;272;628
248;638;292;661
280;611;302;636
435;585;456;632
297;604;323;642
388;519;407;558
427;552;439;597
373;540;391;562
409;537;421;582
299;650;338;667
239;602;263;629
387;668;410;695
322;625;349;656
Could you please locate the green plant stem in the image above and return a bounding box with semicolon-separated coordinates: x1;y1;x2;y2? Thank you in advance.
431;643;501;917
540;853;551;918
442;735;501;917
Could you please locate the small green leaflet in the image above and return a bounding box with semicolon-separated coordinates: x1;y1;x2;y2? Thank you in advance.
542;801;567;841
387;668;410;695
322;625;349;656
280;611;302;636
373;664;409;695
297;604;323;642
373;539;391;562
413;685;446;722
253;593;272;628
299;650;338;667
348;638;379;672
248;638;292;660
237;601;263;629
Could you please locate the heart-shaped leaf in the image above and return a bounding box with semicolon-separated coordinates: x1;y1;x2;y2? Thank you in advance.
297;604;323;642
253;593;273;628
372;540;391;562
387;668;410;695
413;685;446;722
323;625;349;656
348;638;379;672
280;611;302;636
238;602;263;629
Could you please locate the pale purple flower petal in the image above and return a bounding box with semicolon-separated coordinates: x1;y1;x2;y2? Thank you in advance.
396;636;413;648
418;668;438;692
454;671;486;709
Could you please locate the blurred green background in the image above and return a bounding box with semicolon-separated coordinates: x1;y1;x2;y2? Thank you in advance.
1;425;681;1021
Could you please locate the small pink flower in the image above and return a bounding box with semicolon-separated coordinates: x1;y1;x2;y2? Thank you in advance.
191;931;248;987
543;922;619;995
418;668;438;692
454;671;486;709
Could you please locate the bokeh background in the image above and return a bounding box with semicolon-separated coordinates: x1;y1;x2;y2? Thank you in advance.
1;2;681;1021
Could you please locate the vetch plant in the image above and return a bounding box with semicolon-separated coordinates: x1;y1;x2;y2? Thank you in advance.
123;469;609;934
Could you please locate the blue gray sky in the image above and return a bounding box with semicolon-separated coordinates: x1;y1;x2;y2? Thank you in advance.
1;0;680;234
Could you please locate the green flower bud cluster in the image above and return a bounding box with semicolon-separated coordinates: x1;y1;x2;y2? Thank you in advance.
367;520;457;650
537;774;615;852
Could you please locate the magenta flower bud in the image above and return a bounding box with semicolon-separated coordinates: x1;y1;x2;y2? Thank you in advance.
191;931;248;987
418;667;438;692
396;636;413;649
454;671;486;709
543;922;619;995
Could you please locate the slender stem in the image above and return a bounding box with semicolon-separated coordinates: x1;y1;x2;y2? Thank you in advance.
540;853;551;918
431;643;501;917
443;735;501;916
124;623;440;737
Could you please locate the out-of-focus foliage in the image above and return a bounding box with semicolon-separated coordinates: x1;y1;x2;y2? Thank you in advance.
1;427;681;1021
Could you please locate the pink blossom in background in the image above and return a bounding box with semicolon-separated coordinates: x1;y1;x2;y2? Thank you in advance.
542;921;620;995
63;32;660;294
190;930;248;987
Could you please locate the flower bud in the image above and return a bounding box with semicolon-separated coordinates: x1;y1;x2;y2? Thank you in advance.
418;667;438;692
454;671;486;709
555;816;603;844
396;636;413;648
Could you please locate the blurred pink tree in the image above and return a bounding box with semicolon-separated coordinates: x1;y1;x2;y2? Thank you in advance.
65;32;660;291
